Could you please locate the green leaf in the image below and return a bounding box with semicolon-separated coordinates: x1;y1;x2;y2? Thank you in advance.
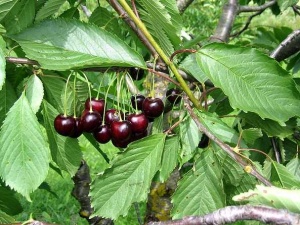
25;75;44;113
0;47;5;91
286;158;300;180
179;114;202;163
0;0;18;21
0;186;22;215
271;161;300;188
196;43;300;123
171;148;225;219
0;92;49;199
35;0;66;22
10;19;146;70
42;100;82;176
277;0;298;10
158;135;179;182
233;185;300;214
242;128;263;145
1;0;35;34
91;134;166;220
180;54;208;83
0;81;17;125
0;210;15;223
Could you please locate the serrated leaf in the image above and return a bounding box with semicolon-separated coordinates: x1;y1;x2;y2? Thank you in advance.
35;0;66;22
25;75;44;113
0;0;18;21
0;47;5;91
180;54;208;83
0;210;15;223
196;43;300;123
277;0;298;10
42;100;82;176
1;0;35;34
233;185;300;213
10;19;146;70
271;161;300;188
0;92;49;199
0;81;17;125
0;186;22;215
171;148;225;219
90;134;166;220
286;158;300;180
179;115;202;163
242;128;263;145
159;136;179;182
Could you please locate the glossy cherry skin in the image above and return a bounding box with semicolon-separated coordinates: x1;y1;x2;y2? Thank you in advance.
198;134;209;148
110;120;132;142
54;114;76;136
85;97;105;116
166;88;182;104
93;124;111;144
129;67;144;80
81;111;102;133
131;130;148;142
69;117;83;138
111;138;131;148
105;109;121;125
131;95;145;111
127;113;148;133
142;97;164;118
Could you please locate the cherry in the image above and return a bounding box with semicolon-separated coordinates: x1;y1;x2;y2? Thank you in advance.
127;113;148;133
166;88;182;104
129;67;144;80
54;114;76;136
110;120;132;142
111;138;131;148
198;134;209;148
142;97;164;118
93;124;111;144
105;109;121;125
69;117;83;138
131;95;145;111
131;130;148;142
85;97;105;116
81;111;102;132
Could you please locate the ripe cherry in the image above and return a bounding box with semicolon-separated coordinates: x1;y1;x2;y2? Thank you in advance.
105;109;121;125
166;88;182;104
131;95;145;111
142;97;164;118
131;130;148;142
129;67;144;80
111;138;131;148
93;124;111;144
198;134;209;148
127;113;148;133
85;97;105;116
81;111;102;133
110;120;132;142
54;114;76;136
69;117;83;138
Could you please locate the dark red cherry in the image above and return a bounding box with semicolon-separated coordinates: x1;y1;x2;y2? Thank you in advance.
129;67;144;80
93;124;111;144
111;138;130;148
166;88;182;104
85;97;105;116
131;130;148;142
69;117;83;138
81;111;102;132
54;114;76;136
142;97;164;118
110;120;132;142
127;113;148;133
105;109;121;125
131;95;145;111
198;134;209;148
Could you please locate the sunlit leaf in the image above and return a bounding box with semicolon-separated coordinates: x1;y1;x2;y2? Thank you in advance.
25;75;44;113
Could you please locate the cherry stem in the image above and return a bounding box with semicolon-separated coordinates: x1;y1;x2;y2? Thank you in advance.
73;73;77;117
148;68;180;87
164;119;182;134
63;73;73;116
103;76;117;124
239;148;274;162
125;73;138;113
170;49;197;62
79;71;93;112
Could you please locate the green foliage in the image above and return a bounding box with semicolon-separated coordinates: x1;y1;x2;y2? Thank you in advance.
35;0;66;22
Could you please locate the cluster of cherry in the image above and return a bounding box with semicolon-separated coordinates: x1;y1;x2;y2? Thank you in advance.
54;88;181;148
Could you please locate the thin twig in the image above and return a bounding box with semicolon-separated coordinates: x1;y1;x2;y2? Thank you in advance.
6;57;40;66
147;205;300;225
176;0;195;14
292;5;300;16
238;0;276;13
271;137;281;163
148;68;181;87
131;0;140;19
80;4;92;18
169;49;197;62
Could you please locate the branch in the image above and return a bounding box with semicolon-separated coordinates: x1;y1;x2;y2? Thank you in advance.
183;96;272;186
270;29;300;61
147;205;300;225
176;0;195;14
210;0;239;43
238;0;276;13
